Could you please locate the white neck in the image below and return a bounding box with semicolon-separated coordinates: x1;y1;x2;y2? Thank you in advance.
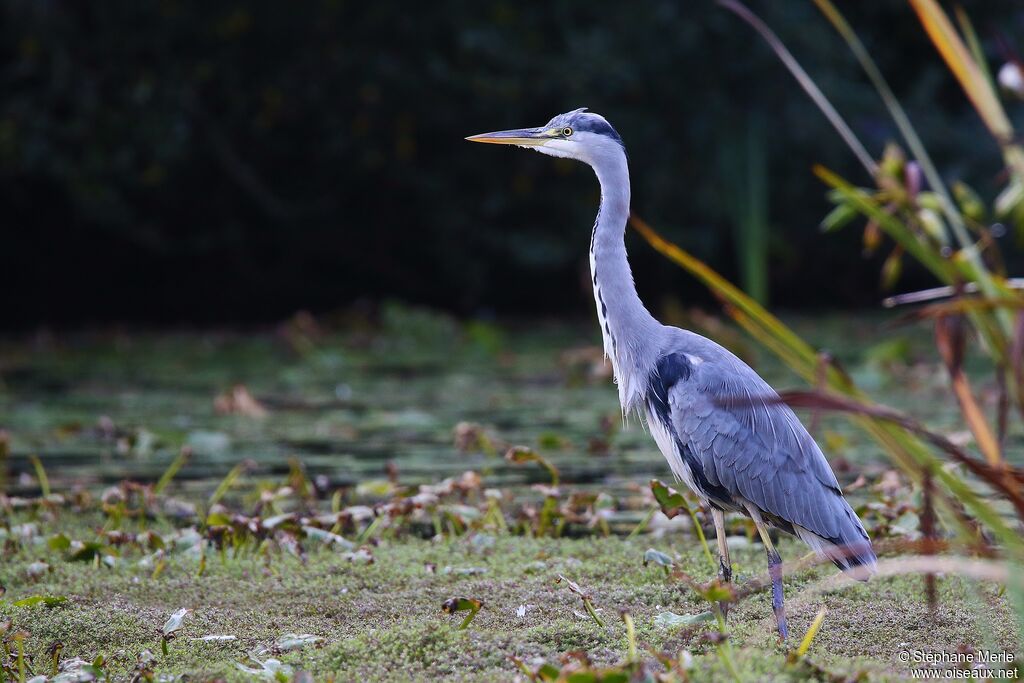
585;142;660;409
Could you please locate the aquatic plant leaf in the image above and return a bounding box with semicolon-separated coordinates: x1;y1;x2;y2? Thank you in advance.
643;548;674;569
48;533;72;551
650;479;687;519
536;663;562;680
162;608;190;637
699;580;736;604
274;633;323;652
51;669;102;683
653;611;715;628
504;446;560;486
67;541;106;562
235;658;292;680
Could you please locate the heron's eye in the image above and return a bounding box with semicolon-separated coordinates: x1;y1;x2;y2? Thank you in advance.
562;127;573;137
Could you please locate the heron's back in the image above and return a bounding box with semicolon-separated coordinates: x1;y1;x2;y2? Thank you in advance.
643;327;876;574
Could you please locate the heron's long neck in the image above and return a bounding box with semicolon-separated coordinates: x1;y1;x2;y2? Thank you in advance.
588;148;660;408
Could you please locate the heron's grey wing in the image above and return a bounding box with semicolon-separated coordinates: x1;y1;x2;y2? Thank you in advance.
660;350;871;564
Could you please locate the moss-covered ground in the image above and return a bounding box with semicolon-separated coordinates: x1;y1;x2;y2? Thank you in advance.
1;311;1021;681
3;520;1019;681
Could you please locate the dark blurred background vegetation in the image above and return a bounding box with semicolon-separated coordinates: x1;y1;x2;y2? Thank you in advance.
3;0;1023;326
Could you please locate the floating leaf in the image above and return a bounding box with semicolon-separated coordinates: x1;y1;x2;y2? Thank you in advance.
643;548;674;573
236;658;292;680
51;663;105;682
274;633;323;652
653;611;715;628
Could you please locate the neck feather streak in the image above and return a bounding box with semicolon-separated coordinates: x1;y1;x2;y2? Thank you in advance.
586;146;659;410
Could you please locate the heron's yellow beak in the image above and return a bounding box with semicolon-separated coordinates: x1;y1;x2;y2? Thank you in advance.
465;127;549;146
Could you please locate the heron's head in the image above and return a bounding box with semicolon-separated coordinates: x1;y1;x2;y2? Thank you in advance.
466;108;624;165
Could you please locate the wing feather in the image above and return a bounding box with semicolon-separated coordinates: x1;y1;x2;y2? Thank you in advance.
659;342;872;569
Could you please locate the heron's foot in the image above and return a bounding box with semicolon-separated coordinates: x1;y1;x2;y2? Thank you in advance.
712;509;733;622
767;549;788;640
718;554;733;621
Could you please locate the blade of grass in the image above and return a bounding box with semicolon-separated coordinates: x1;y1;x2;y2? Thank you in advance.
154;447;191;496
208;461;250;510
627;507;657;539
796;607;827;659
935;315;1002;465
29;454;50;498
716;0;876;176
955;5;994;91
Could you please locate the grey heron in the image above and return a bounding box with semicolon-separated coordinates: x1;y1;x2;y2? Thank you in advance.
468;108;876;639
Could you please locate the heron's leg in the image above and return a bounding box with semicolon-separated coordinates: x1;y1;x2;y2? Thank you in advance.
711;507;732;619
753;519;788;640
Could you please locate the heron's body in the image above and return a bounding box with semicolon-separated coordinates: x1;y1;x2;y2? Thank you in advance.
469;109;875;638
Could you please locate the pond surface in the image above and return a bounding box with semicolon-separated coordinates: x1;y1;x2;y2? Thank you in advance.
0;309;1010;499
